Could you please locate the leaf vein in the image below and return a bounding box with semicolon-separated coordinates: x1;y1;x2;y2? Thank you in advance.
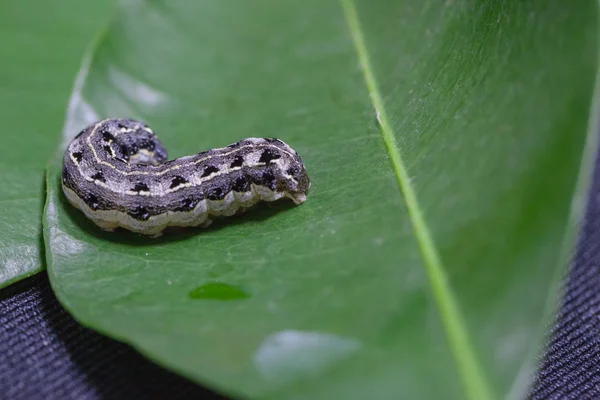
339;1;494;400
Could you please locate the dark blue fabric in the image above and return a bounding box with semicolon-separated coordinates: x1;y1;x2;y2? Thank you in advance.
530;148;600;399
0;274;224;400
2;159;600;400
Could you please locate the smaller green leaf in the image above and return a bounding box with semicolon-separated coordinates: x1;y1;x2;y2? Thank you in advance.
0;0;114;287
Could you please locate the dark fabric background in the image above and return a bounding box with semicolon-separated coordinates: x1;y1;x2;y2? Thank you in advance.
529;145;600;399
2;156;600;400
0;274;223;400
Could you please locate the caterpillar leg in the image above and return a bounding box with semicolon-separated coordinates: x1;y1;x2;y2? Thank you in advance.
93;219;118;232
199;219;213;228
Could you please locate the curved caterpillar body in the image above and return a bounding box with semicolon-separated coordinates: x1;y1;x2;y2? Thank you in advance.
61;118;310;237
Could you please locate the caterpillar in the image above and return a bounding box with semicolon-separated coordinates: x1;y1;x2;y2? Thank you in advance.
61;118;310;237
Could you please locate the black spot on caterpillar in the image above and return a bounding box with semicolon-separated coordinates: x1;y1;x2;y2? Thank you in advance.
132;182;150;193
201;166;219;178
258;148;281;165
169;175;188;189
61;118;310;237
230;155;244;168
101;130;114;141
90;170;106;183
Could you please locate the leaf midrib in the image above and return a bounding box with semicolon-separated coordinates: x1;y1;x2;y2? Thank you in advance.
339;1;494;399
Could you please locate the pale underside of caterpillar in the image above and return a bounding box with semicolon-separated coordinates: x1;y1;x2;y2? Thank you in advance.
61;118;310;237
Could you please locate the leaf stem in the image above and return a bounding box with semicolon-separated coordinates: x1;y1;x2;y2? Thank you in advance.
339;1;495;399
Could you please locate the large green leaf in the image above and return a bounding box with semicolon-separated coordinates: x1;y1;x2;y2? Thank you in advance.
44;1;598;399
0;0;114;287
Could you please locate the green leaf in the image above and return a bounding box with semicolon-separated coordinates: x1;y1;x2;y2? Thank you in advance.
44;1;598;399
0;0;114;288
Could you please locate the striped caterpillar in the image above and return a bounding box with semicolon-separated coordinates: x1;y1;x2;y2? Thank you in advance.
61;118;310;237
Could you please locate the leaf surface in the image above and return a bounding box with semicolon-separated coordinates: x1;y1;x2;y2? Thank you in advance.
0;0;114;287
44;1;598;398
